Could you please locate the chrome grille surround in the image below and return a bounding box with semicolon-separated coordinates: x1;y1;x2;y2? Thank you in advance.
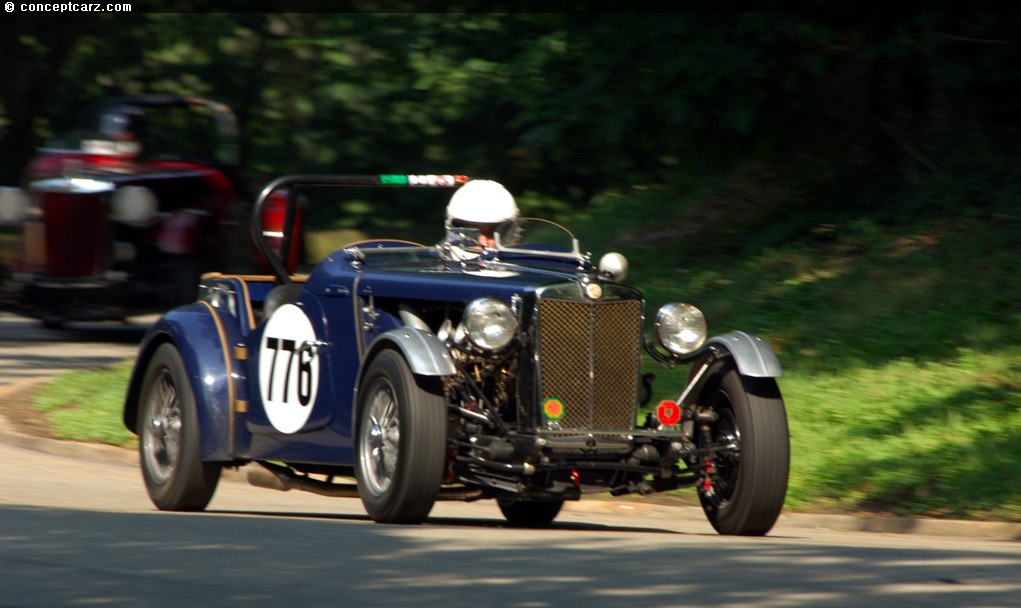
534;282;643;434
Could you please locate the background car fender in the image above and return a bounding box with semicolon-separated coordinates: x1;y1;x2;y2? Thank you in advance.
704;330;784;378
123;302;238;461
157;209;209;255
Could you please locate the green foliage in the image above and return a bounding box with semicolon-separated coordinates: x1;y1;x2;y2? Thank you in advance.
9;14;1021;196
1;16;1017;197
783;351;1021;520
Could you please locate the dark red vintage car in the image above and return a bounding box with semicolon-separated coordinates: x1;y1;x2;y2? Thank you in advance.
0;95;298;328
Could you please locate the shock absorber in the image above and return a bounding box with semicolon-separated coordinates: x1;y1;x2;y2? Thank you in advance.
696;407;722;507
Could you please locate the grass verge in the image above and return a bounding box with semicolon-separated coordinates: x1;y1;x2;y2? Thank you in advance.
26;361;137;449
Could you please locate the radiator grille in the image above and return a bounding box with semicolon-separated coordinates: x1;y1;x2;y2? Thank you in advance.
536;298;642;431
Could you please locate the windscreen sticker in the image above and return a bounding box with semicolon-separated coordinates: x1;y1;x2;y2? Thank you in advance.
259;303;320;434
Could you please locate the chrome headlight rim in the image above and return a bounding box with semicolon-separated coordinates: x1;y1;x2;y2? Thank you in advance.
655;302;708;357
463;297;517;352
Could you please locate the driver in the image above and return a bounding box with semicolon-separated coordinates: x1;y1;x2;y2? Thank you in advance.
442;179;519;259
98;105;144;157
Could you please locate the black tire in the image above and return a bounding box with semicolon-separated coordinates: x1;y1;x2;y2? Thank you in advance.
497;497;564;527
138;343;221;511
41;317;65;331
692;360;788;536
354;349;446;524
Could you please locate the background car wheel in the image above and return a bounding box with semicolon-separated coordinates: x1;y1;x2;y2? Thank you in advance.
693;360;788;536
497;497;564;527
354;349;446;524
138;343;221;511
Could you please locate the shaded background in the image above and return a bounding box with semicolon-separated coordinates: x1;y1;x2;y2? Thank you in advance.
5;13;1021;209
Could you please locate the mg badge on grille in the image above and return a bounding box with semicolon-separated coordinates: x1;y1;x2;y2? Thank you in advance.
585;282;603;300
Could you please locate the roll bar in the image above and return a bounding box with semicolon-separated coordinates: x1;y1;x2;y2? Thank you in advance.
251;174;469;284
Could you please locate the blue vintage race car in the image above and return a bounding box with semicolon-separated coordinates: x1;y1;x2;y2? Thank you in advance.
122;174;789;535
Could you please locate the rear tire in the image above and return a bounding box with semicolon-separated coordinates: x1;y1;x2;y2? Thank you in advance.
138;343;221;511
692;360;788;535
497;498;564;527
354;349;446;524
41;318;65;331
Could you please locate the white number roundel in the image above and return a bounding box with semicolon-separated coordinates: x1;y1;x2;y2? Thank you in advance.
259;303;320;434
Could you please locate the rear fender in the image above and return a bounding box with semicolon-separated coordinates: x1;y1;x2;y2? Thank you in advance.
123;301;239;461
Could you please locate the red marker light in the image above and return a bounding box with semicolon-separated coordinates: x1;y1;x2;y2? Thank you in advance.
657;400;681;426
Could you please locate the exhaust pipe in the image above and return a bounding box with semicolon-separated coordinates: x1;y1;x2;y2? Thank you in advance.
248;461;485;501
248;462;360;497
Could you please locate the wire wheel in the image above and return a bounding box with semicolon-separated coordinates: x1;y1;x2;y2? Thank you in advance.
359;378;401;496
138;344;221;511
142;368;184;485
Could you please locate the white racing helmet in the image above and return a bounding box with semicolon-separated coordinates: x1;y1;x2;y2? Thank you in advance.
445;179;519;229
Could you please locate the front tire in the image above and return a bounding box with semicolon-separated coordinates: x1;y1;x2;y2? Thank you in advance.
354;349;446;524
138;343;221;511
691;360;788;535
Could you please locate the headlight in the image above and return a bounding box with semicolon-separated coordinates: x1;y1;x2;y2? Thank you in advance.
0;187;30;224
111;186;158;226
655;303;707;356
463;297;517;351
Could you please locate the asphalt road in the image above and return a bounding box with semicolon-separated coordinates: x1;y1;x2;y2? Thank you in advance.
0;311;150;385
1;437;1020;608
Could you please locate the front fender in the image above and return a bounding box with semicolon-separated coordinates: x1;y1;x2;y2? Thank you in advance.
351;326;453;439
704;330;783;378
362;326;456;377
123;301;237;461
